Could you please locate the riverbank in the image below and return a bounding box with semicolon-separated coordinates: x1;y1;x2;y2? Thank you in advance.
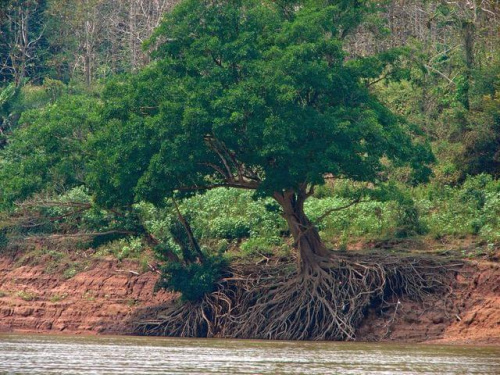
0;255;173;334
0;253;498;344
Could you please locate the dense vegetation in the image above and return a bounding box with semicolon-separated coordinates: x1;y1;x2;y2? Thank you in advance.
0;0;499;340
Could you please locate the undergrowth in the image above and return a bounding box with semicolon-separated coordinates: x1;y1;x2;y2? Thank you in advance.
147;175;499;257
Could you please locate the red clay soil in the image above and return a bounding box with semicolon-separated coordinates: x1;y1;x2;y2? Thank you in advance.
429;261;500;345
356;261;500;345
0;256;174;334
0;255;499;344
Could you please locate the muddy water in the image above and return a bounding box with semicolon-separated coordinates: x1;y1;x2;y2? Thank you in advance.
0;334;499;374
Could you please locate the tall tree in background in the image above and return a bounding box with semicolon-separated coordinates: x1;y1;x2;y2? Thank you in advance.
43;0;177;84
126;0;177;70
0;0;48;86
348;0;499;180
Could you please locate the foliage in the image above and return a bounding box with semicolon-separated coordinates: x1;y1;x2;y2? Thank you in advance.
0;0;49;85
179;189;284;241
97;237;144;261
88;0;432;210
0;83;19;148
49;293;68;302
0;229;7;249
135;189;285;262
153;176;499;250
0;94;101;207
372;5;500;182
0;81;69;149
156;255;228;302
16;291;38;301
0;0;497;270
416;175;500;244
240;236;283;258
168;174;499;251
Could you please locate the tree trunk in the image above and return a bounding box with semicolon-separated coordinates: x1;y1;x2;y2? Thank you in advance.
171;197;205;264
461;19;475;110
129;0;138;70
273;189;329;271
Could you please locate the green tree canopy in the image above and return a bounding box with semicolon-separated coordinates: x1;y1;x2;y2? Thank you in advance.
0;94;101;207
88;0;434;268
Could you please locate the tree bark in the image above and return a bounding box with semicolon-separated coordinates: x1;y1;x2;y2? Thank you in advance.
129;0;138;70
273;189;329;271
171;197;205;264
461;19;475;110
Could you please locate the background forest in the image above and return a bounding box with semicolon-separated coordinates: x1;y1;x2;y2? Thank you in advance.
0;0;499;292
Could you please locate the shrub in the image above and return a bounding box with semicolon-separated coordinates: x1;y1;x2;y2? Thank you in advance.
240;236;281;257
98;236;144;260
156;256;228;302
417;174;500;240
16;291;37;301
392;199;427;238
304;197;391;239
179;189;284;241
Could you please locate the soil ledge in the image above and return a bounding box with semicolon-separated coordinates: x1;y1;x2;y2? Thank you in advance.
0;254;498;344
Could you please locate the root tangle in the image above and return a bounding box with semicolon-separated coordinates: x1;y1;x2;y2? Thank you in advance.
134;254;457;341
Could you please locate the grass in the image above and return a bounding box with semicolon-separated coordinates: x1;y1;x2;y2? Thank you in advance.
49;293;68;302
16;290;37;301
82;290;96;301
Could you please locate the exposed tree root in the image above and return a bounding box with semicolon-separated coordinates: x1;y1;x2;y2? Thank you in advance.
134;254;460;341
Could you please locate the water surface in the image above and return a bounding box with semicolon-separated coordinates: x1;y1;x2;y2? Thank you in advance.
0;334;499;374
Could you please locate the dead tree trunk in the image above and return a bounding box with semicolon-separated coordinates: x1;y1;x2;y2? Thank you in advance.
273;188;329;271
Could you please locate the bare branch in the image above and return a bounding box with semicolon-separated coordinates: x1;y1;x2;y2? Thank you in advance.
424;64;456;86
177;181;259;192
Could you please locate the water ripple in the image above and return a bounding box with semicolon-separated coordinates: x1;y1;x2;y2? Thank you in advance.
0;334;499;374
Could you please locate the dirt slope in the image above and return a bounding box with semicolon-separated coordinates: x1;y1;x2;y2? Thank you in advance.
0;255;498;344
433;262;500;344
357;261;500;345
0;256;173;334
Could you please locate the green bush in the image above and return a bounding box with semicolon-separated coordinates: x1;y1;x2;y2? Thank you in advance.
240;236;281;257
392;201;427;238
98;237;144;260
304;197;391;239
0;94;101;208
179;189;284;241
156;256;228;302
210;216;251;240
416;174;500;241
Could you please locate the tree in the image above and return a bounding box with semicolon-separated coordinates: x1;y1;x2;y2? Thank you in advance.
0;94;101;207
345;1;499;182
126;0;178;70
0;83;18;148
43;0;178;84
89;0;433;271
0;0;48;86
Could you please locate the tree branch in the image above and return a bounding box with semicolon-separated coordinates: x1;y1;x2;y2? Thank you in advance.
177;181;259;192
204;136;234;181
313;197;364;225
424;64;456;86
199;162;230;180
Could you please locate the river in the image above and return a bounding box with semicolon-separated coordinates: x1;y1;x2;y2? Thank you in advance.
0;334;499;374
